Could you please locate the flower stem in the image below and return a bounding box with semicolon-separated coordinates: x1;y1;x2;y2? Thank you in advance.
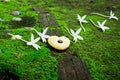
89;19;99;27
80;22;85;32
20;38;28;43
7;33;14;36
65;27;72;36
91;13;109;18
33;28;41;36
7;33;28;43
25;27;34;30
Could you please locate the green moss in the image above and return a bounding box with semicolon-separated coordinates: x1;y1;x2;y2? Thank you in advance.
0;0;120;80
0;39;57;80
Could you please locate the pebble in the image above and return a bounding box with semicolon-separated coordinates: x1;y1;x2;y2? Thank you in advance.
12;11;20;16
12;17;22;21
0;18;4;22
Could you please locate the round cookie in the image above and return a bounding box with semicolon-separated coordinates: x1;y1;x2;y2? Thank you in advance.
48;36;70;50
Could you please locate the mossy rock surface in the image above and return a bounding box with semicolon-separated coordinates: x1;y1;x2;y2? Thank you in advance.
0;41;58;80
0;0;120;80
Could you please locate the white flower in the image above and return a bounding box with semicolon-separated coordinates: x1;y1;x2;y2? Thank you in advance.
8;33;40;50
8;33;22;40
66;28;83;42
33;27;50;43
77;14;88;32
11;35;22;40
26;34;40;50
109;10;118;20
91;10;118;20
97;20;110;32
90;19;110;32
77;14;88;23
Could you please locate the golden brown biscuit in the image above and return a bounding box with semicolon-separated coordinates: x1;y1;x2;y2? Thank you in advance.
48;36;70;50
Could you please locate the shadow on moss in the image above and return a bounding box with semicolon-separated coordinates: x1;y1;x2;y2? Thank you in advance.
0;64;20;80
9;16;36;29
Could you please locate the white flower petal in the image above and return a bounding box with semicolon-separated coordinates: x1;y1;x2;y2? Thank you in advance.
73;36;77;42
76;28;82;35
101;28;105;32
81;15;87;21
31;34;34;41
42;27;48;35
77;14;81;21
113;16;118;20
77;35;83;40
103;26;110;30
26;42;32;46
32;37;40;43
110;10;113;15
110;16;118;20
32;44;40;50
82;20;88;23
110;10;115;17
100;26;109;32
44;35;50;39
97;21;101;27
41;37;46;43
102;20;107;26
70;29;75;35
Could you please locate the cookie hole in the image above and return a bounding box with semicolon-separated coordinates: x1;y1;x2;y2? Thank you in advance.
57;40;63;43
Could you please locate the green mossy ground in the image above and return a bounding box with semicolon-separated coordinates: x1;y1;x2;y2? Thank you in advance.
0;0;120;80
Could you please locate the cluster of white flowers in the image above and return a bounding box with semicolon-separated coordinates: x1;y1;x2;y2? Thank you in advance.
8;10;118;50
8;27;49;50
66;10;118;42
89;10;118;32
91;10;118;20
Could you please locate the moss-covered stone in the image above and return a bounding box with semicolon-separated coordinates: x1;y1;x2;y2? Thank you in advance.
0;0;120;80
